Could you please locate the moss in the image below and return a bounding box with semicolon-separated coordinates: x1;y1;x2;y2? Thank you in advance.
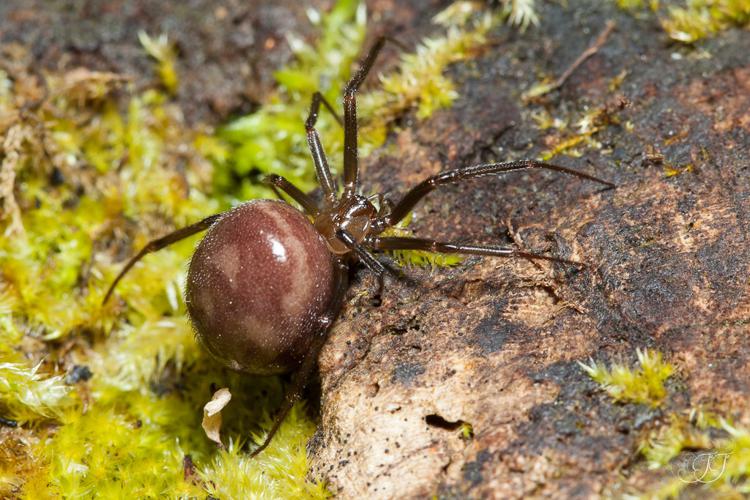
139;32;180;95
616;0;750;43
380;213;463;269
219;0;366;199
200;404;330;499
485;0;540;29
220;0;499;199
359;6;499;155
459;421;475;440
584;349;750;497
578;348;674;407
0;362;73;424
661;0;750;43
535;97;628;162
0;0;530;496
635;412;750;497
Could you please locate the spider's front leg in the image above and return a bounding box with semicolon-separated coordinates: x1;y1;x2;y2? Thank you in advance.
371;236;584;267
263;174;320;216
305;92;341;201
383;160;615;227
342;36;404;196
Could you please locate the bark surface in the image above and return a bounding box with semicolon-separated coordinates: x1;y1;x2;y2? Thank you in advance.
310;2;750;498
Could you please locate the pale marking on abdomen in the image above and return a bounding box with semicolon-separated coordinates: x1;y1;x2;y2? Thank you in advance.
260;204;316;319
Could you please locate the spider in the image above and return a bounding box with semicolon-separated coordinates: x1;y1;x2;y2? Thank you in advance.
103;37;614;457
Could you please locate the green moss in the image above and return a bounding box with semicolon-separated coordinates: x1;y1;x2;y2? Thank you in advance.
200;403;330;499
579;348;674;407
139;32;180;95
0;0;524;496
0;26;307;499
219;1;499;201
532;87;628;161
582;349;750;497
0;362;73;424
616;0;660;11
219;0;366;199
359;6;498;155
459;421;475;440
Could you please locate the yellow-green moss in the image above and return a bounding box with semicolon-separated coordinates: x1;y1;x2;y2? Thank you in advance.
616;0;750;43
0;0;532;496
579;348;674;407
380;213;463;269
0;362;73;423
220;0;500;199
583;349;750;497
533;93;627;161
219;0;366;199
139;32;180;95
359;6;499;154
635;412;750;498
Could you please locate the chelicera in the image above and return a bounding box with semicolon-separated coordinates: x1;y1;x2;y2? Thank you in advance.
103;37;614;456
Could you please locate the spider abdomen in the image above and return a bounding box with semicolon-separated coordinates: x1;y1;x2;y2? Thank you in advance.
185;200;337;375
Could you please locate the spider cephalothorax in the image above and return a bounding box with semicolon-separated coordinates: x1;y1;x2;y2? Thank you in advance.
104;36;614;456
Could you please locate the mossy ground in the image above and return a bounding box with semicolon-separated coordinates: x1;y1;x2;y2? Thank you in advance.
0;1;507;497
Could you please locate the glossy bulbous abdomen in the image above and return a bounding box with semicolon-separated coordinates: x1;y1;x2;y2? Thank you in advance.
185;200;336;375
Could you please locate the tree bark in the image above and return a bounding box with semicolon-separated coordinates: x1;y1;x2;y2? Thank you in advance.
310;1;750;497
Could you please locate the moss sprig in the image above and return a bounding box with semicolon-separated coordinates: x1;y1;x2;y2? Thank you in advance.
359;6;498;154
579;348;675;407
634;412;750;497
380;213;463;269
616;0;750;43
0;362;73;423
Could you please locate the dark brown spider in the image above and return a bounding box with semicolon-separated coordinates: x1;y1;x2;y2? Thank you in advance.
103;37;614;457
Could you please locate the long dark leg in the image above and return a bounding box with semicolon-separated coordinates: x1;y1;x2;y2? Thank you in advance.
371;236;584;267
342;37;392;196
383;160;615;227
306;92;342;201
336;229;388;277
264;174;320;216
249;260;349;458
102;213;223;304
309;91;343;127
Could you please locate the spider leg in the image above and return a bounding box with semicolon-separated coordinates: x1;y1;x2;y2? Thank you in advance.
102;213;223;304
383;160;615;227
309;91;343;127
371;236;584;267
336;228;392;305
263;174;320;216
306;93;341;200
249;260;349;458
335;229;388;277
342;36;404;196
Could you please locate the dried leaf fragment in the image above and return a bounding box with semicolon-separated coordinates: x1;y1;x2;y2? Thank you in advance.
202;387;232;447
